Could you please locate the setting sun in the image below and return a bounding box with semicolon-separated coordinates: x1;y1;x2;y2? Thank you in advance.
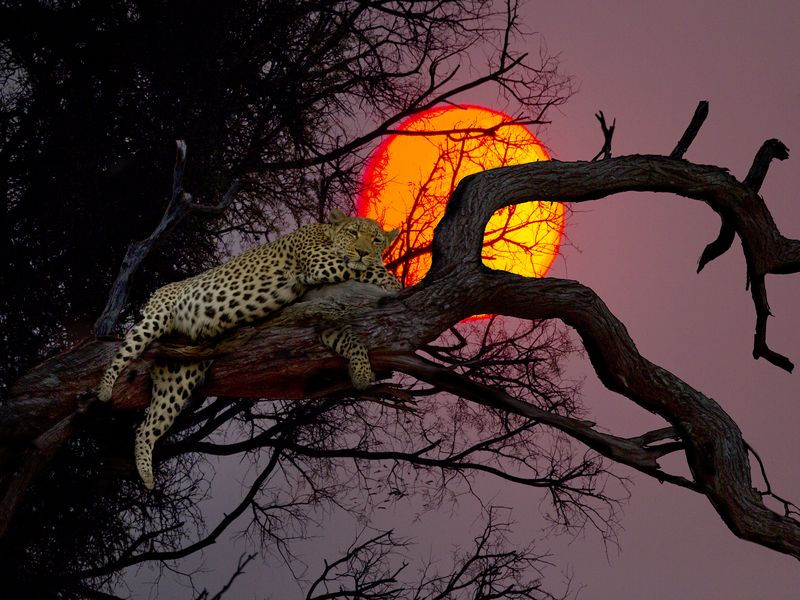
357;105;564;288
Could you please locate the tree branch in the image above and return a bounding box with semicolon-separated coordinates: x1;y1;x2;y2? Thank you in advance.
427;149;799;370
195;553;257;600
590;111;614;161
670;100;708;158
698;137;790;275
94;141;246;336
380;352;697;491
414;141;800;557
744;138;790;192
73;435;286;579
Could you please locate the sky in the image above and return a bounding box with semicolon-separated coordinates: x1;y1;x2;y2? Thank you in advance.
131;1;800;597
513;1;800;597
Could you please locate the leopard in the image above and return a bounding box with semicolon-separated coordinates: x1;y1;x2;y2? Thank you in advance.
96;209;401;489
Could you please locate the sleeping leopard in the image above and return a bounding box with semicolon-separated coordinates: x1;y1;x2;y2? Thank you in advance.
97;209;401;489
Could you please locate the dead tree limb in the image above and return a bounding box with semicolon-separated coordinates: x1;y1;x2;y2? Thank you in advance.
670;100;708;158
94;141;246;336
698;137;790;275
590;111;614;161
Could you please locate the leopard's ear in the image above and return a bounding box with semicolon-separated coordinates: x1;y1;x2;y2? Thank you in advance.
328;208;349;225
384;228;400;244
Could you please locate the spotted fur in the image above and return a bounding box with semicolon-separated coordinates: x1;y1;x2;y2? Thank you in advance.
97;210;400;489
321;326;375;389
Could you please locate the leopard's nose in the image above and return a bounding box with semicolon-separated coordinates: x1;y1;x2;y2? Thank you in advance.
356;248;369;258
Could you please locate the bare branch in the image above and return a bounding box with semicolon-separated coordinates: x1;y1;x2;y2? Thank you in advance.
696;220;735;274
195;553;257;600
94;142;247;337
590;111;614;161
745;441;800;520
744;138;790;192
417;127;800;556
304;530;407;600
428;148;800;370
382;352;696;491
750;274;793;372
670;100;708;158
73;437;286;579
698;136;789;274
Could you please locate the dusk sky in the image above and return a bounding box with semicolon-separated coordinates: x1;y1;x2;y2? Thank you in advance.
134;2;800;597
523;1;800;597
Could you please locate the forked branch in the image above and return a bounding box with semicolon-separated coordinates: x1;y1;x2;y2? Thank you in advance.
591;110;615;161
94;141;247;336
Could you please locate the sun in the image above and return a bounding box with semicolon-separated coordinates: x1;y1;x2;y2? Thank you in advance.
357;105;564;289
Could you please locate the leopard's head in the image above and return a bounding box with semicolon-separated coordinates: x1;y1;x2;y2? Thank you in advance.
327;209;399;266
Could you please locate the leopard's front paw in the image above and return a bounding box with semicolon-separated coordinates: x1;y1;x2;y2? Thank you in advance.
381;276;402;292
96;383;113;402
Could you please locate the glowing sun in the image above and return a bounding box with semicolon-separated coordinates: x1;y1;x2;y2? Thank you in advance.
357;105;564;289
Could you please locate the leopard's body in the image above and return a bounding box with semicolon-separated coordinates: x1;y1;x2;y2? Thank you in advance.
97;210;400;489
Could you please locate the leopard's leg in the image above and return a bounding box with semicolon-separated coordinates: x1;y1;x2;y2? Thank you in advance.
135;358;212;489
352;262;402;291
300;251;400;292
97;312;173;402
299;251;366;287
321;326;374;389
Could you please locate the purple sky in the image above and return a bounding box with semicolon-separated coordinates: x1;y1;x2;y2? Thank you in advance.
518;1;800;597
133;2;800;597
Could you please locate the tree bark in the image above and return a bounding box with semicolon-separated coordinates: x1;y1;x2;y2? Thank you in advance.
3;150;799;558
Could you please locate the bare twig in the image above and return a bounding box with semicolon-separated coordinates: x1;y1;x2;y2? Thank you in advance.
670;100;708;158
195;553;257;600
591;111;615;161
696;220;735;273
74;435;287;579
745;441;800;519
750;274;793;372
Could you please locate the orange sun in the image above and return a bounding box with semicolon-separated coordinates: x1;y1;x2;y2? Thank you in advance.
357;105;564;291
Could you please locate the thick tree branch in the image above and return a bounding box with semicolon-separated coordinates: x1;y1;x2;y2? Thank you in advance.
423;270;800;558
414;150;800;557
427;152;799;370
